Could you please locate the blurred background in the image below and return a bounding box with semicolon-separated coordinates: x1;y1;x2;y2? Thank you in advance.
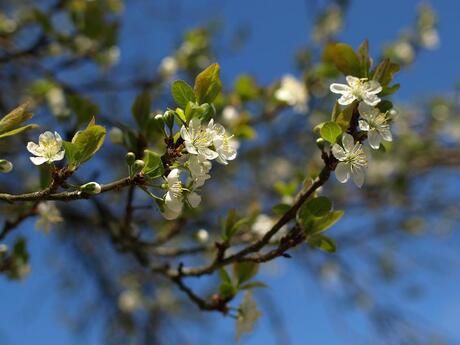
0;0;460;344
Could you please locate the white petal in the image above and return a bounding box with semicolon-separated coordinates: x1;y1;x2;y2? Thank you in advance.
51;150;65;162
365;80;382;94
351;165;365;188
187;192;201;208
338;93;356;105
27;142;42;156
346;76;360;86
165;192;183;212
199;148;219;160
363;94;381;106
368;130;381;149
54;131;62;144
358;120;370;131
335;162;350;183
331;144;347;161
30;156;48;165
180;126;191;142
342;133;355;152
189;117;201;131
380;127;393;142
162;206;181;220
167;169;181;183
38;131;55;146
358;102;373;119
330;83;351;95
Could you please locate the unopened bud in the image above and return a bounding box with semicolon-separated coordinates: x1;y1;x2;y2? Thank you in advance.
132;160;145;175
163;110;175;129
80;182;102;194
196;229;209;243
125;152;136;166
0;159;13;173
109;127;124;145
316;138;326;150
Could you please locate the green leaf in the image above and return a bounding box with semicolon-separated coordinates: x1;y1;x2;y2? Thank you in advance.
236;292;261;342
0;124;38;139
304;197;332;218
142;149;164;178
219;268;236;299
357;40;371;78
172;80;196;108
0;103;34;135
222;209;251;241
185;102;214;123
194;63;222;104
272;203;291;216
335;102;357;131
372;59;400;87
131;92;151;128
64;121;106;170
323;43;361;77
320;121;342;144
312;210;344;234
233;262;259;286
308;234;336;253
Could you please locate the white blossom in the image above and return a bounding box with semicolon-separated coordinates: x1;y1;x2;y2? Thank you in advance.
330;76;382;106
358;103;393;149
252;214;287;242
162;169;201;220
186;154;211;187
46;87;69;118
332;133;368;188
109;127;124;145
275;74;309;112
207;119;238;165
35;201;63;234
27;131;65;165
180;118;218;161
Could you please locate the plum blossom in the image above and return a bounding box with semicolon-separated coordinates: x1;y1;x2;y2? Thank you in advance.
358;103;393;149
180;118;218;161
162;169;201;220
207;119;238;165
35;201;63;234
27;131;65;165
330;76;382;106
332;133;368;188
274;74;309;112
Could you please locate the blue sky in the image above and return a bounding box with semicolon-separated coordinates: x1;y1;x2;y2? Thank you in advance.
1;1;460;344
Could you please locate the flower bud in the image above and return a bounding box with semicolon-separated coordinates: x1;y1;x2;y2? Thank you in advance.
163;110;175;129
125;152;136;166
80;182;102;194
132;160;145;175
109;127;124;145
0;159;13;173
316;138;327;150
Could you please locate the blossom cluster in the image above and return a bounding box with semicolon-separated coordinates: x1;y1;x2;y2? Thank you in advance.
329;76;393;187
162;117;237;219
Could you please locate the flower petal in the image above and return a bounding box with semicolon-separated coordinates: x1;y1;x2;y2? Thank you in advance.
342;133;355;152
162;205;181;220
27;142;42;156
368;130;381;149
380;127;393;142
51;150;65;162
30;156;48;165
187;192;201;208
330;83;351;95
338;93;356;105
335;162;350;183
331;144;347;161
358;120;370;131
346;76;360;87
351;165;365;188
363;94;381;106
365;80;382;94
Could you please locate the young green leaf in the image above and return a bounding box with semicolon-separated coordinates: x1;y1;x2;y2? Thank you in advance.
194;63;222;104
304;196;332;218
308;234;337;253
64;121;106;170
320;121;342;144
172;80;196;108
131;92;151;128
142;149;164;178
233;262;259;286
323;43;361;77
0;103;35;136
